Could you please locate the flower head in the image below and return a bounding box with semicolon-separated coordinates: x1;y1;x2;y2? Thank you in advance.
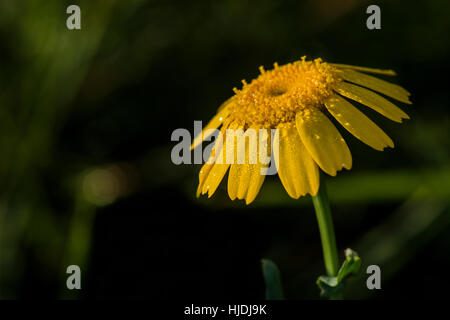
192;57;411;204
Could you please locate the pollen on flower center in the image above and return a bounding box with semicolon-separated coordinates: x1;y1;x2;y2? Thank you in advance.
229;57;341;128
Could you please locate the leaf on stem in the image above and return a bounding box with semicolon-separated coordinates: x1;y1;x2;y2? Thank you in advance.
317;248;361;298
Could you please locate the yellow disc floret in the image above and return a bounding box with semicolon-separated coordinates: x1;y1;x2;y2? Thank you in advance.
230;57;341;128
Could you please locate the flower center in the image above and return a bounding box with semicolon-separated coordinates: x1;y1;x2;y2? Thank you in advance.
266;84;288;97
229;58;340;128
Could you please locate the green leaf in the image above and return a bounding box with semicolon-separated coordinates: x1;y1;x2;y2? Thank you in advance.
261;259;284;300
316;275;343;298
337;249;361;283
316;248;361;298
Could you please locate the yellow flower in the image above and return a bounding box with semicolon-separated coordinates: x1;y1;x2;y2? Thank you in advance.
192;57;411;204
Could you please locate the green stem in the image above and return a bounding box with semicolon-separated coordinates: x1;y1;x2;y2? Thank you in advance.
312;175;342;300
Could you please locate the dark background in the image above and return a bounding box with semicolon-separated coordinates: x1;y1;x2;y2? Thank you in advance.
0;0;449;299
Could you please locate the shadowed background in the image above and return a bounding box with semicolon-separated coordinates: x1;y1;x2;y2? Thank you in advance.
0;0;449;299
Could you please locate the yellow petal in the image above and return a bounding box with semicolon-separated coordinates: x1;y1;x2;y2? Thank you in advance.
273;125;319;198
337;69;411;104
202;162;229;197
246;129;270;204
227;128;269;204
331;63;397;76
197;124;228;197
228;164;250;201
198;122;227;196
325;95;394;151
196;162;213;197
191;106;229;150
295;109;352;176
201;122;240;197
227;129;250;200
245;168;266;204
217;96;236;112
335;82;409;123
